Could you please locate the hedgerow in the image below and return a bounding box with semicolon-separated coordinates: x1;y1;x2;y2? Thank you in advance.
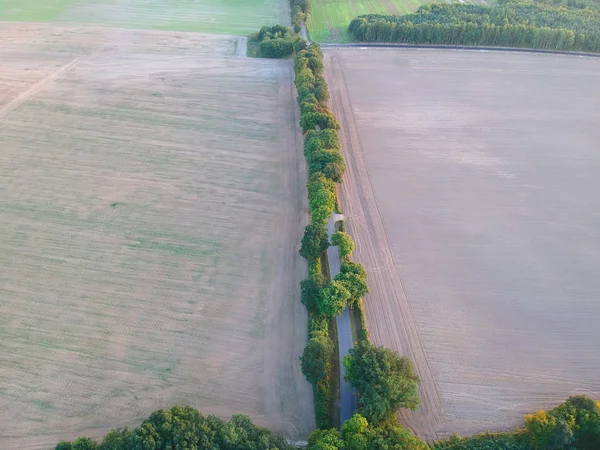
293;41;352;428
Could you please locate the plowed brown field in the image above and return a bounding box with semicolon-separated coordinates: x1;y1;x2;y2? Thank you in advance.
324;47;600;440
0;23;313;448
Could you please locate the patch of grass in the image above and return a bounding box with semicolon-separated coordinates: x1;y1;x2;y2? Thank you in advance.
349;306;362;344
0;0;79;22
247;40;261;57
32;399;54;411
328;317;341;430
307;0;424;42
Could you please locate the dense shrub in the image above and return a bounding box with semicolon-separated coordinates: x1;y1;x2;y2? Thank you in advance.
317;280;352;317
260;37;294;58
431;396;600;450
56;406;292;450
348;0;600;52
307;315;334;429
525;396;600;450
300;223;330;259
307;172;337;224
331;232;355;258
344;340;420;424
301;275;326;313
301;327;334;384
432;431;532;450
305;129;341;155
334;266;368;306
308;413;428;449
249;25;299;58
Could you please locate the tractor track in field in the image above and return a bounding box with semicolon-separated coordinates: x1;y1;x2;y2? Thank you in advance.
324;52;443;440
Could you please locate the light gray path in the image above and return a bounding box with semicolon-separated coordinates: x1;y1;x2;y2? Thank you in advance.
236;36;247;57
300;24;309;43
326;213;357;425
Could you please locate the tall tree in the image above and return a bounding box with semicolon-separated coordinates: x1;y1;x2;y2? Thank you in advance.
318;280;351;317
331;232;355;258
299;224;329;260
344;341;420;424
301;333;334;384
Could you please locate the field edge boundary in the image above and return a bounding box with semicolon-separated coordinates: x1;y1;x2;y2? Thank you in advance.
321;43;600;58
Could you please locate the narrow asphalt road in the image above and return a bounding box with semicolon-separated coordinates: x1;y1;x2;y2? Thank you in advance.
326;213;357;425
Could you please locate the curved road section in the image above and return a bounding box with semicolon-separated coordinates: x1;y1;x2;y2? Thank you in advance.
326;213;358;425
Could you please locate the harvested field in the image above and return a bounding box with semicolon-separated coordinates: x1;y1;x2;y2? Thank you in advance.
324;48;600;439
0;0;288;35
0;23;313;448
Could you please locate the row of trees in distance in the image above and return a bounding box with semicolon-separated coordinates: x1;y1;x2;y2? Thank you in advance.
349;0;600;52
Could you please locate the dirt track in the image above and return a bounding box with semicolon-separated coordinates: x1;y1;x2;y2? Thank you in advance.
324;52;443;439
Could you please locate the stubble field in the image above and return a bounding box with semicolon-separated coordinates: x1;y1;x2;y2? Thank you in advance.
0;23;313;448
325;48;600;439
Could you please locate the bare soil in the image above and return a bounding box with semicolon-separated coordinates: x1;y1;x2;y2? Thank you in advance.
0;23;313;448
324;48;600;439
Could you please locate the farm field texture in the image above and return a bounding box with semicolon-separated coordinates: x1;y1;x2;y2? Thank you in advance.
0;23;314;448
307;0;424;42
0;0;288;34
324;48;600;439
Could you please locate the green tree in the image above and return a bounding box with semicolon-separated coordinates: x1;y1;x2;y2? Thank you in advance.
130;422;159;450
331;231;355;258
308;149;346;182
300;275;326;313
100;428;132;450
340;261;366;277
56;443;73;450
318;280;351;317
259;38;294;58
308;429;343;450
525;410;571;450
301;333;334;384
304;130;340;158
551;395;600;450
344;340;420;424
341;414;369;450
300;111;340;134
57;407;293;450
334;272;368;307
366;422;428;450
299;224;329;260
308;187;335;225
336;262;369;306
72;437;98;450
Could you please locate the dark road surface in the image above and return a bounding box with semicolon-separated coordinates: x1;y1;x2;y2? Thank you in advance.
326;213;357;425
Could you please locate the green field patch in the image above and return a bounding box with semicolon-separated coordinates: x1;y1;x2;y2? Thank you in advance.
307;0;423;42
0;0;79;22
